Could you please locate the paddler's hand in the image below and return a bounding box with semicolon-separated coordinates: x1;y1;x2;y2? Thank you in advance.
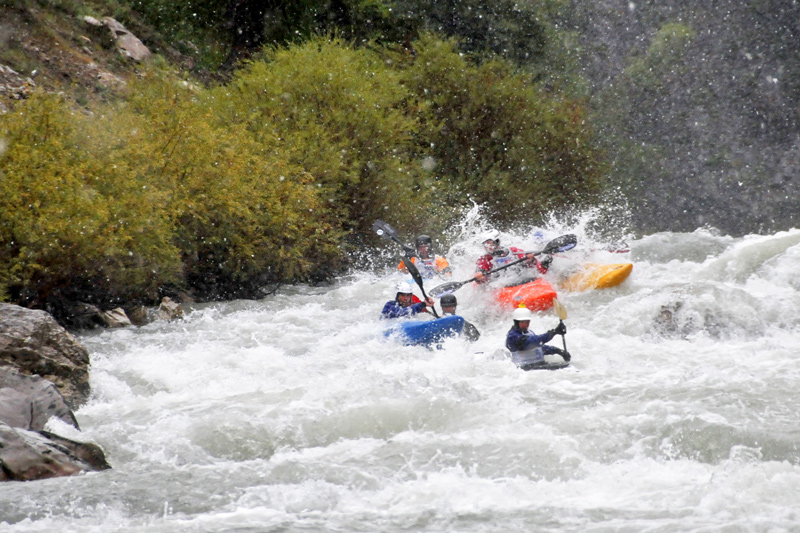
424;297;434;308
554;322;567;335
493;247;510;257
474;272;485;282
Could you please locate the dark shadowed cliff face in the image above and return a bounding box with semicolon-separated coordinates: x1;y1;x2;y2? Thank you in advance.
566;0;800;235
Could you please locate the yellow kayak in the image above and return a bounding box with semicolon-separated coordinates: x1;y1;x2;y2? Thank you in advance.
558;263;633;292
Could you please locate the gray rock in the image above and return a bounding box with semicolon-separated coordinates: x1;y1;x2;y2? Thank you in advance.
0;423;110;482
100;307;131;328
157;297;183;321
0;368;79;430
0;303;90;409
101;17;151;62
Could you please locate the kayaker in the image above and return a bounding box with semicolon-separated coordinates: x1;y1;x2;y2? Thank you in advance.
439;294;481;341
381;282;435;319
474;230;551;284
398;235;452;279
506;304;569;370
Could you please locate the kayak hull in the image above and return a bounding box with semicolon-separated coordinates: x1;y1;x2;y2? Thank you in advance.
494;278;558;311
519;361;571;371
384;315;465;346
559;263;632;292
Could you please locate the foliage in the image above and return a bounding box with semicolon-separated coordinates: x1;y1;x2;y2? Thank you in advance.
111;0;230;68
401;36;605;225
0;91;180;306
215;37;432;244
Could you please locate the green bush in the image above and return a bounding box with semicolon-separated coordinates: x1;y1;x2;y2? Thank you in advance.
215;37;432;245
0;91;180;306
113;72;344;297
402;36;605;225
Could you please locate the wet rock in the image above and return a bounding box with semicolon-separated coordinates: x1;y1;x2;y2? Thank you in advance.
0;303;90;409
157;297;183;321
125;305;150;326
57;301;106;330
0;368;78;430
0;423;111;482
100;307;132;328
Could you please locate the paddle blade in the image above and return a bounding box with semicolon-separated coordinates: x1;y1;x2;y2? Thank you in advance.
553;298;568;321
372;219;398;240
541;234;578;255
373;219;414;256
402;257;425;291
429;281;465;297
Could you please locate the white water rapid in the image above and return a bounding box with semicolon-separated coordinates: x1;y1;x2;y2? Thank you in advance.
2;225;800;532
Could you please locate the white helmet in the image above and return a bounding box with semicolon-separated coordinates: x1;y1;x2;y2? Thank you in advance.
395;281;415;295
512;304;532;321
480;229;500;244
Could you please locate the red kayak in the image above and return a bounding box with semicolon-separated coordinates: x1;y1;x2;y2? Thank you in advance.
494;278;558;311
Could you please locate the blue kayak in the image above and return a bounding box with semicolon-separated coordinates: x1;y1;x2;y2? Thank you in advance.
384;315;465;346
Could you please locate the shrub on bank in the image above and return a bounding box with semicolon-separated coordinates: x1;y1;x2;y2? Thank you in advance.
113;74;344;298
214;37;433;244
0;91;180;307
401;36;605;225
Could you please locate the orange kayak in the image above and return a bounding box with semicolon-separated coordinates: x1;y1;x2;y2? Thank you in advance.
495;278;558;311
559;263;633;292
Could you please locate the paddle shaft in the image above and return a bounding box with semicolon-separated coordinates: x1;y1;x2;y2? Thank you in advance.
553;298;568;353
402;256;439;318
429;237;575;297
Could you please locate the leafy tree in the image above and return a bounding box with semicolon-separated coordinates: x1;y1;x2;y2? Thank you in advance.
0;91;180;308
214;37;431;245
116;72;343;297
402;36;605;225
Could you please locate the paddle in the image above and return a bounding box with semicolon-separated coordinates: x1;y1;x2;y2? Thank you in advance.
372;219;415;257
402;256;440;318
429;234;578;297
553;298;568;351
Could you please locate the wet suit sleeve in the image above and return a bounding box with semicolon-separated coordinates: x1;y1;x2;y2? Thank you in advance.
475;254;493;281
505;327;555;351
381;300;426;319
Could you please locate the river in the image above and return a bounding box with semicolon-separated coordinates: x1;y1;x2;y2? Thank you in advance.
2;224;800;532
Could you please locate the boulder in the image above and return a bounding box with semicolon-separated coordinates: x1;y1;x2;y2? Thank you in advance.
125;305;150;326
157;297;183;321
101;17;151;62
0;368;79;430
0;303;90;409
0;423;110;482
100;307;132;328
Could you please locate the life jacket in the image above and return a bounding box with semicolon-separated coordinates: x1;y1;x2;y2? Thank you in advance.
476;247;527;273
510;346;545;366
397;255;450;279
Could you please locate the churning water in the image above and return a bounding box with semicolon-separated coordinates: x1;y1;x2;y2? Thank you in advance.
2;225;800;532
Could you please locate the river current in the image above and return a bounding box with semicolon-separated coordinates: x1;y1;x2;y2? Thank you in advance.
2;224;800;532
